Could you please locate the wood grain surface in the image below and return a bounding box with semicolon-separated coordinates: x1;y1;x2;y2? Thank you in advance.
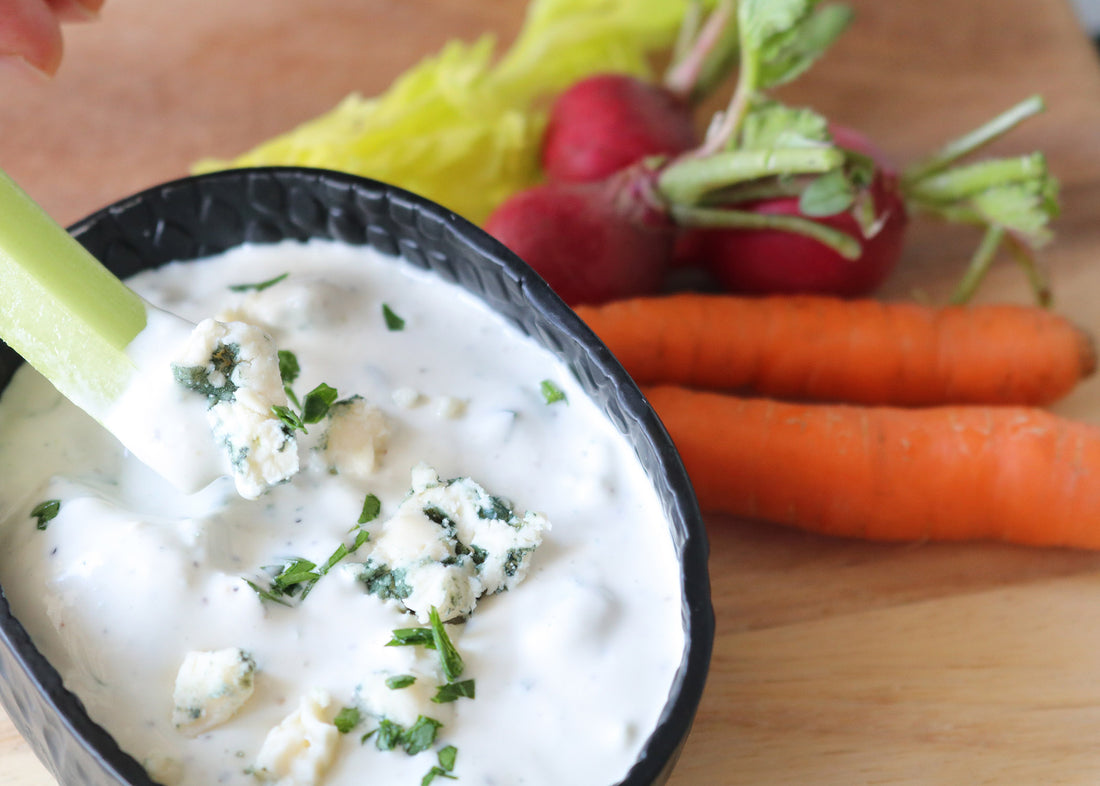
4;1;1100;783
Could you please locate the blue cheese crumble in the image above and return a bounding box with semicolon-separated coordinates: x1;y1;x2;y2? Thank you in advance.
171;647;257;737
357;463;550;622
313;395;390;478
253;690;339;786
172;319;299;499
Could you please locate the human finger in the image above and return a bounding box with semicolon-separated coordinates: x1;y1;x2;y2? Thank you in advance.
45;0;103;23
0;0;64;77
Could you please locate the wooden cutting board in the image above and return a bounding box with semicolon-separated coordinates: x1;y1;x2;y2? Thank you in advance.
5;0;1100;783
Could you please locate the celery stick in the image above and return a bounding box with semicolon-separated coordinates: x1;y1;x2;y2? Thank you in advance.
0;170;146;415
0;171;226;491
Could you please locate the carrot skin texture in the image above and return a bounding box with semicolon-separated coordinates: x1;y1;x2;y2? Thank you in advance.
645;385;1100;549
577;293;1096;406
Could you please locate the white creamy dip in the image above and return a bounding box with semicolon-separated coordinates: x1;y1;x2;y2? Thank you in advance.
0;240;684;786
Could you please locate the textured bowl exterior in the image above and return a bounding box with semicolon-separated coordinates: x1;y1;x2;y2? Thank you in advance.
0;167;714;786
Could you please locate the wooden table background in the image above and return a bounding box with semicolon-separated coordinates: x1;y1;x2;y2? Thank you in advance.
5;0;1100;783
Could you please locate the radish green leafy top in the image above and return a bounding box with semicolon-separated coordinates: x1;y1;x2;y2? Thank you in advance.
193;0;719;224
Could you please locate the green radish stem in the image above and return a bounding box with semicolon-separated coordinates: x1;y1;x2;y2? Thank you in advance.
658;146;845;205
0;170;147;415
899;95;1056;305
904;153;1047;205
664;0;738;102
670;203;862;259
948;225;1006;305
901;95;1045;186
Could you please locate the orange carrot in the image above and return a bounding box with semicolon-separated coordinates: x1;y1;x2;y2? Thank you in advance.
645;384;1100;549
576;293;1096;406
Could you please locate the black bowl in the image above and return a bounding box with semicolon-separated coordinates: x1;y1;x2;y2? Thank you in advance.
0;167;714;785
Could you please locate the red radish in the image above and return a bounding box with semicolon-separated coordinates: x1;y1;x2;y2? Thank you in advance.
676;126;908;297
541;74;698;184
539;0;736;184
484;167;675;307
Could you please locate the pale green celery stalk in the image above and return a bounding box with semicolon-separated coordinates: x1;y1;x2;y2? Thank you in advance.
0;170;223;491
0;170;146;415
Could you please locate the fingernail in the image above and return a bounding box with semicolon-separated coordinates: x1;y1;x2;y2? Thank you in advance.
0;55;52;85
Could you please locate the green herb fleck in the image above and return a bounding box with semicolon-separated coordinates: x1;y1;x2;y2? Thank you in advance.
422;765;458;785
272;558;319;592
402;715;443;755
243;578;293;607
228;272;289;292
333;706;361;734
364;715;444;756
301;382;339;424
30;499;60;530
382;303;406;331
386;674;417;690
373;718;404;751
248;526;370;605
358;493;382;524
298;528;370;601
277;349;302;407
277;349;300;386
386;628;436;648
429;606;464;682
272;380;339;435
432;679;475;704
540;379;567;405
437;746;457;772
272;404;307;434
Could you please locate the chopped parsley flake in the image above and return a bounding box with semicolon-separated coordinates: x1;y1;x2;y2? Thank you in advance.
382;303;406;331
384;609;465;680
432;679;475;704
422;765;458;785
271;381;340;435
437;746;457;772
386;674;417;690
277;350;302;407
271;404;306;433
333;706;361;734
358;493;382;524
422;745;459;784
386;628;436;648
371;718;404;751
429;607;464;682
246;527;369;604
402;716;443;755
30;499;60;530
277;349;300;386
540;379;567;405
228;272;289;292
273;557;319;590
301;382;339;424
365;716;442;755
